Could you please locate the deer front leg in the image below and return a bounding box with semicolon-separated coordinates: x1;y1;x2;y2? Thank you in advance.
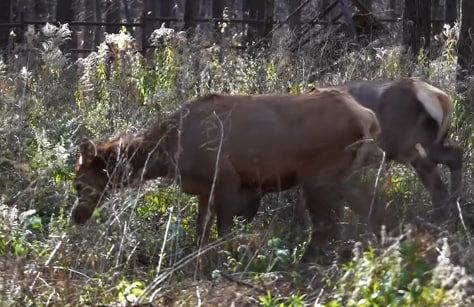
430;144;463;204
197;194;214;249
411;157;450;219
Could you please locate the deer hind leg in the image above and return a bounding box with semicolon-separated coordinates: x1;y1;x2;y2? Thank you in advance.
196;194;215;249
214;188;262;239
233;188;261;223
342;174;399;234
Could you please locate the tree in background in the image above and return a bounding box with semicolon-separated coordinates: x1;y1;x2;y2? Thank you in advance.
184;0;200;32
360;0;372;10
212;0;225;42
288;0;301;35
105;0;120;34
82;0;95;52
389;0;396;18
94;0;102;47
402;0;431;69
445;0;458;26
57;0;77;53
0;0;12;54
432;0;443;35
457;0;474;96
56;0;74;29
243;0;265;45
263;0;274;45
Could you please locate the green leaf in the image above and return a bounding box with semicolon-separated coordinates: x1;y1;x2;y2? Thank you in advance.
28;216;42;230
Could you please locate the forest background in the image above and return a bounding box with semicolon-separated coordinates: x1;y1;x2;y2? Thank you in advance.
1;0;474;306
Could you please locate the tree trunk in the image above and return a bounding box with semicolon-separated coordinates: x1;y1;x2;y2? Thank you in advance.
35;0;49;20
263;0;274;45
445;0;458;26
121;0;130;23
57;0;77;53
21;0;37;20
402;0;431;59
320;0;339;23
360;0;372;10
243;0;265;45
212;0;224;29
83;0;95;52
288;0;301;34
212;0;224;41
389;0;396;18
160;0;174;22
144;0;160;48
105;0;121;34
57;0;75;23
0;0;11;54
432;0;444;35
144;0;159;24
184;0;200;31
94;0;102;47
457;0;474;84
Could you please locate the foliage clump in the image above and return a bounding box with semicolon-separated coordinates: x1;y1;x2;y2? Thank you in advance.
324;228;474;307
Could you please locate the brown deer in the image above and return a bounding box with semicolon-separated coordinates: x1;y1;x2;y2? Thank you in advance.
306;78;462;219
72;90;386;261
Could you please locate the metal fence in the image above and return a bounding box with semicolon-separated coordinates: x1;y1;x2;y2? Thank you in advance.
0;12;446;55
0;14;278;54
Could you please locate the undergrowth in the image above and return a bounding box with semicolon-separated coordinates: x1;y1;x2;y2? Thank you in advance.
0;22;473;306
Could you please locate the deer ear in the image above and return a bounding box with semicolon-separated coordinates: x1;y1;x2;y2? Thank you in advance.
78;139;98;166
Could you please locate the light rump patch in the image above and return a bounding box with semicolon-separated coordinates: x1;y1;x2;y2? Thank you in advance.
414;83;444;125
413;80;454;142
